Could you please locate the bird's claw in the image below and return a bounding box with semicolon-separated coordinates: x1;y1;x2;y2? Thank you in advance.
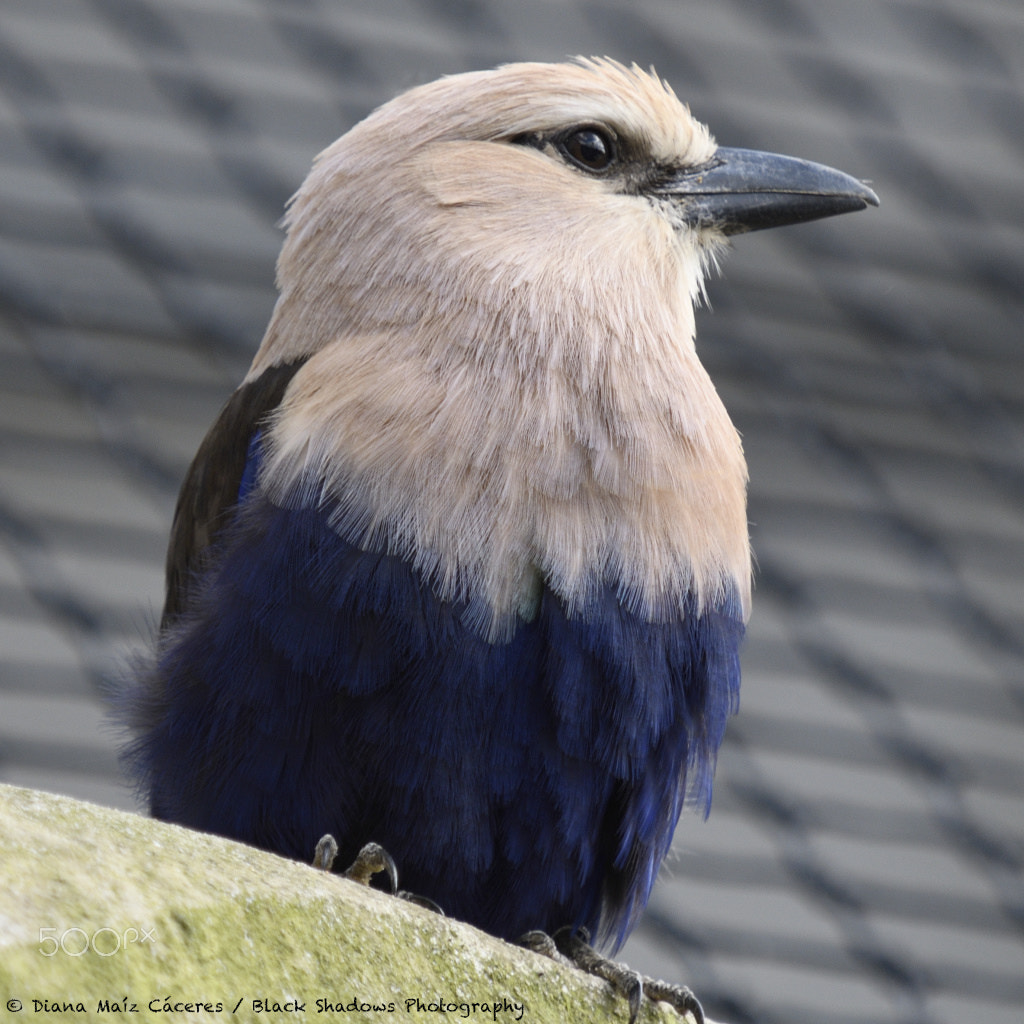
312;834;339;872
313;836;399;893
312;836;442;914
397;891;445;915
520;929;574;967
522;926;703;1024
554;927;643;1024
642;976;705;1024
344;841;400;893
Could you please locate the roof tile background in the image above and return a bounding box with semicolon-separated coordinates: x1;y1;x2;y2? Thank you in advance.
1;2;1022;1022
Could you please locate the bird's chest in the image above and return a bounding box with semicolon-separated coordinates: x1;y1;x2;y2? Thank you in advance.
264;341;750;644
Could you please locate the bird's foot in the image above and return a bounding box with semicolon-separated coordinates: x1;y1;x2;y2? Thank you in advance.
313;835;399;890
521;926;704;1024
312;835;443;914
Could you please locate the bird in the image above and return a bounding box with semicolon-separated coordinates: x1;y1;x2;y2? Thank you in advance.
119;57;876;1019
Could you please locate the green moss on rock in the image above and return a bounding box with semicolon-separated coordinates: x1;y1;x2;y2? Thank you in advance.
0;784;691;1023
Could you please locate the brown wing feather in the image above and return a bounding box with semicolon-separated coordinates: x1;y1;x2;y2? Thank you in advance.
161;360;308;630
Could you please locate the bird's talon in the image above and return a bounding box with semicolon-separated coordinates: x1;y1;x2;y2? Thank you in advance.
312;833;338;872
522;926;700;1024
341;841;399;893
397;890;445;915
644;978;704;1024
519;929;574;967
647;974;704;1024
553;926;643;1023
318;841;443;911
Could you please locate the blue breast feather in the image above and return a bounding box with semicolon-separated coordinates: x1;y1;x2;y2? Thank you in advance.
124;444;744;950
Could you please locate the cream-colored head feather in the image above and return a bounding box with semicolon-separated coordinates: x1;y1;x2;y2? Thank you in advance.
251;58;750;639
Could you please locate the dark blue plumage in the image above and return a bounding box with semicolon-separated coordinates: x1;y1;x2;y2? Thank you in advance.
126;439;744;948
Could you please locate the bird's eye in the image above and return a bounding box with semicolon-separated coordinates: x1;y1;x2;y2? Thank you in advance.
560;127;616;173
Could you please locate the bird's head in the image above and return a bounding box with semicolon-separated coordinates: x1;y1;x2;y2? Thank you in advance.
251;57;877;375
252;59;876;630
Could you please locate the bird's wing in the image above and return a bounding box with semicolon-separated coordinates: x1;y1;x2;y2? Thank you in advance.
161;359;308;629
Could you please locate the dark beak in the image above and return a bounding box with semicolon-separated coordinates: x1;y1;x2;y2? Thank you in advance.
656;147;879;235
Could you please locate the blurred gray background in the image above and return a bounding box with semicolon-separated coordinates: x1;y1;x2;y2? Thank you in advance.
1;1;1022;1022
